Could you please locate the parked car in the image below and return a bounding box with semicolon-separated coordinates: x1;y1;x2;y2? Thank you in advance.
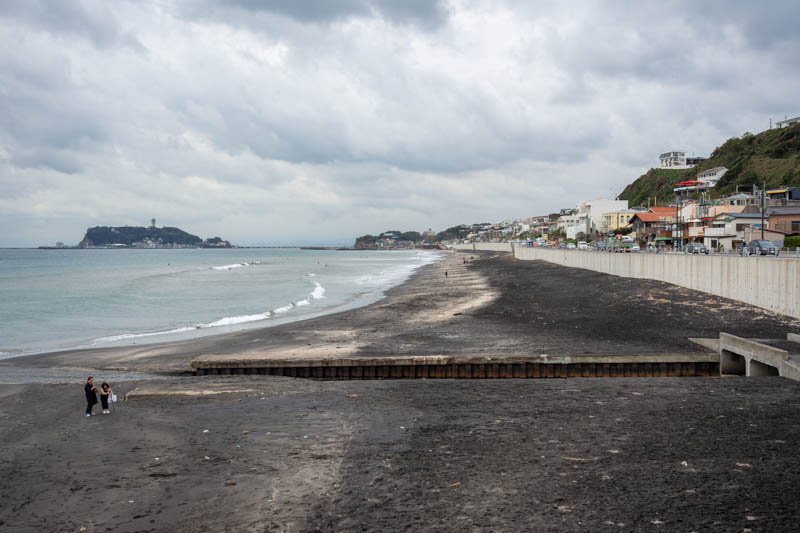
558;243;567;249
630;244;641;252
742;240;779;256
577;241;588;249
566;243;576;249
683;242;709;255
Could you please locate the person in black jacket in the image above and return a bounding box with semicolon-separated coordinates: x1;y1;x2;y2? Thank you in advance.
85;377;98;417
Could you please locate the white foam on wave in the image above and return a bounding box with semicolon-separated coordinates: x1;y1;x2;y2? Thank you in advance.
273;303;294;314
309;282;326;299
211;262;249;270
94;326;199;343
203;311;271;327
294;299;310;307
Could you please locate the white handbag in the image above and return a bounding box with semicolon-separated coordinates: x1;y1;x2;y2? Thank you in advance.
111;394;118;403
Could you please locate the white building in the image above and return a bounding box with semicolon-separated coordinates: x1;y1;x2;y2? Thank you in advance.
659;150;705;169
696;166;727;186
557;214;582;239
776;115;800;128
576;198;629;235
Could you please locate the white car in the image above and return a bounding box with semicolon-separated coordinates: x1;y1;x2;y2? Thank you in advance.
577;241;588;249
566;243;576;249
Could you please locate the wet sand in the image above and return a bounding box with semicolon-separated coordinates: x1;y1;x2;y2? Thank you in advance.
2;251;800;531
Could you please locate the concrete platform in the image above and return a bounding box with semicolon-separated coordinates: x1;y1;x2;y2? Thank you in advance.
718;332;800;380
191;353;719;379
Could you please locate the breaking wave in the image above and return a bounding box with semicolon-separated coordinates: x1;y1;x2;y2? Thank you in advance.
211;262;250;270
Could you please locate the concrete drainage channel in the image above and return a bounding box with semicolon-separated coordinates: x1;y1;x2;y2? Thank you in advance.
717;332;800;380
192;354;720;379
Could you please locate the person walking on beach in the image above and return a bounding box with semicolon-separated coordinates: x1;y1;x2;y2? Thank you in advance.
85;377;98;417
99;382;113;414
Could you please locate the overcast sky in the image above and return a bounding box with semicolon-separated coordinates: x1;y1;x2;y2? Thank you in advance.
1;0;798;246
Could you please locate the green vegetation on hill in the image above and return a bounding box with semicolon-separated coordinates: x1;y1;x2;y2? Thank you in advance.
354;230;423;248
619;124;800;207
79;226;222;247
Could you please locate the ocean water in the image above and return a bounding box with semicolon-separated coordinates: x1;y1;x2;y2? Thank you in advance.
0;248;441;358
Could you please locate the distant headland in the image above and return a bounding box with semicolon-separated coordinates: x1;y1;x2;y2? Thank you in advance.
39;222;234;249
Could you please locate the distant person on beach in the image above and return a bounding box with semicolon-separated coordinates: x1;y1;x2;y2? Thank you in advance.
85;377;97;417
100;382;113;414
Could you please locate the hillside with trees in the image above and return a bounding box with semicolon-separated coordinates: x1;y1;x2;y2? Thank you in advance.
619;123;800;207
78;226;230;247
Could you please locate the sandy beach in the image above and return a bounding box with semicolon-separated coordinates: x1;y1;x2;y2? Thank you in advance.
4;251;798;375
2;251;800;532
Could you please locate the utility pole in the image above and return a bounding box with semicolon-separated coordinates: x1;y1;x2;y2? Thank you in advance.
761;181;765;240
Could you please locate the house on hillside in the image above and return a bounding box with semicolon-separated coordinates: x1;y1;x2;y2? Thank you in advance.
602;209;641;232
701;212;782;251
629;212;675;245
696;167;727;186
776;116;800;128
768;206;800;236
577;198;629;235
766;187;800;206
659;150;705;169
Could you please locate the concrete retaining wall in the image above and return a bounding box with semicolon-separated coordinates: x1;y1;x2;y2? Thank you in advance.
451;243;513;252
514;247;800;319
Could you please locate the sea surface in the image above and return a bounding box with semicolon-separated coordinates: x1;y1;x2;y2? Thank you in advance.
0;248;440;359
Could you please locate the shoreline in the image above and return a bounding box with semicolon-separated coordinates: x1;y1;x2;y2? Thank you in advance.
4;250;798;379
3;253;800;531
0;249;445;367
0;251;458;376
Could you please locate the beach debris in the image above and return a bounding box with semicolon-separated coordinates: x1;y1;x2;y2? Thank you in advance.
746;515;759;521
225;480;237;486
80;527;87;531
557;505;572;513
449;482;461;487
607;450;620;454
651;519;665;526
681;461;689;467
128;500;135;503
241;430;250;434
736;462;752;468
202;429;209;433
154;457;160;461
204;456;211;460
346;394;365;399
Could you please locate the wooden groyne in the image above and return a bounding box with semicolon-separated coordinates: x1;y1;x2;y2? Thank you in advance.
192;354;719;379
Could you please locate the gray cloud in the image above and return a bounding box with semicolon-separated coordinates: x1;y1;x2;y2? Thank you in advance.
181;0;448;27
0;0;143;49
1;0;799;246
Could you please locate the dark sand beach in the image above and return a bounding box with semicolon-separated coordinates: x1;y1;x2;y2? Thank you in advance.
2;251;800;532
4;251;798;374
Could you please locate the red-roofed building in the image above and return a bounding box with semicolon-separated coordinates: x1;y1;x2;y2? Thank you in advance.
629;211;676;244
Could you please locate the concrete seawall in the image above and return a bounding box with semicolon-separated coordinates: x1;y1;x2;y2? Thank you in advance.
513;247;800;319
452;243;513;252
